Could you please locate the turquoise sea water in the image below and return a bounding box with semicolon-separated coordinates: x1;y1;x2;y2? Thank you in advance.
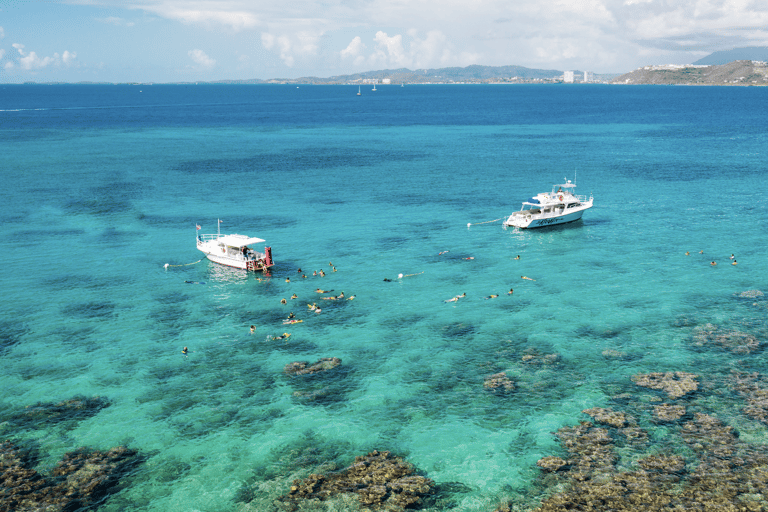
2;83;768;511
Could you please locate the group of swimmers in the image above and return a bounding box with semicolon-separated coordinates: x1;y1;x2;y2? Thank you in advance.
438;252;535;303
685;250;739;266
445;289;516;302
263;262;356;336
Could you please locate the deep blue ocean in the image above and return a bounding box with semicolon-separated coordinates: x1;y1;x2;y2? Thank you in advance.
2;83;768;511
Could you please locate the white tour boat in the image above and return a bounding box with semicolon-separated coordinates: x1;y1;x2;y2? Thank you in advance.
196;222;274;271
503;179;593;229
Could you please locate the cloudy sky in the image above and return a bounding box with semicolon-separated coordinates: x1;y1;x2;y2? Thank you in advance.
1;0;767;82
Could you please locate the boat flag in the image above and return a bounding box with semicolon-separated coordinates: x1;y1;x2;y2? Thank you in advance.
196;224;201;230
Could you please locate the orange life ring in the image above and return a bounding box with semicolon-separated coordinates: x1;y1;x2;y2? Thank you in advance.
558;195;564;201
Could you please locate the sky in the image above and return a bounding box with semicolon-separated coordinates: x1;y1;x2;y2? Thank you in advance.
1;0;768;83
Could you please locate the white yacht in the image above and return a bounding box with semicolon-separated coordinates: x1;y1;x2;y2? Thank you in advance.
503;179;593;229
196;221;274;271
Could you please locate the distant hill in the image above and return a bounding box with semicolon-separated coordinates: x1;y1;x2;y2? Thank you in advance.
211;64;568;85
612;60;768;86
694;47;768;65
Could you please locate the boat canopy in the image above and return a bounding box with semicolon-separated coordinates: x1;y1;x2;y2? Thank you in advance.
216;234;266;247
554;180;577;189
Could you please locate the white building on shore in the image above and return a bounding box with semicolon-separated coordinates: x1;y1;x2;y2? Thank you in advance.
563;71;574;83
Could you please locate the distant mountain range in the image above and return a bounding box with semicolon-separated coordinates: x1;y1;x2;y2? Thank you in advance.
213;64;569;85
694;47;768;66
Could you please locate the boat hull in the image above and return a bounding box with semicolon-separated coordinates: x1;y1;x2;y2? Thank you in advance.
504;205;591;229
196;239;273;271
202;252;250;270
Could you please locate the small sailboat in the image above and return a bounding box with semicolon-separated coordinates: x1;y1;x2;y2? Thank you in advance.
357;86;361;96
372;83;377;91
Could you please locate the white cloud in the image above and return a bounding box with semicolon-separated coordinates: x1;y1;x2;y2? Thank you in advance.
13;44;53;70
370;31;407;68
62;51;78;66
117;2;260;31
4;61;13;70
341;37;363;59
341;36;366;66
261;30;322;67
9;43;78;70
188;49;216;69
0;49;5;60
353;29;479;70
97;16;135;27
42;0;768;75
0;26;4;39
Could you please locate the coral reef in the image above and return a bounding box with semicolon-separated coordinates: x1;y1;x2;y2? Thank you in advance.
284;357;342;376
484;372;515;392
582;407;630;428
5;395;111;429
500;366;768;512
536;456;567;473
275;450;434;511
737;290;764;299
526;412;768;512
0;440;140;512
520;350;561;366
731;372;768;425
652;403;686;423
283;357;348;405
631;371;698;399
691;323;761;354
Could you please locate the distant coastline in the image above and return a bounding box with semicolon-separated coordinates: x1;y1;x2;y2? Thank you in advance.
9;59;768;86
